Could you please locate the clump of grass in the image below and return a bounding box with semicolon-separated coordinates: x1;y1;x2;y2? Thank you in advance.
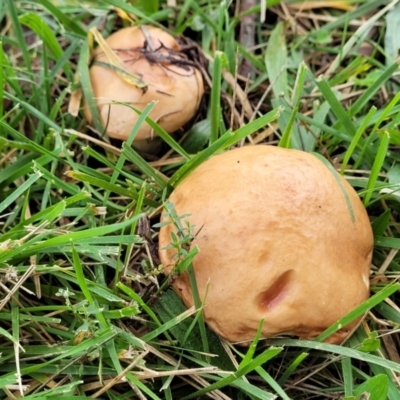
1;0;400;399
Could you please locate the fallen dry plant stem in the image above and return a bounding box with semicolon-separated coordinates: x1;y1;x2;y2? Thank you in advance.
134;366;226;380
64;129;121;155
222;70;253;120
145;342;231;400
91;350;150;398
0;264;35;312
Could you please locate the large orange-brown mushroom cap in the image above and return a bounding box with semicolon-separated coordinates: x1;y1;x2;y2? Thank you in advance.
83;26;204;142
158;145;373;344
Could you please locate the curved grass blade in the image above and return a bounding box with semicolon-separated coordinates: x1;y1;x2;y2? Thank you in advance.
312;153;356;222
315;282;400;343
363;131;390;206
182;347;283;399
341;106;377;174
0;171;42;214
35;0;86;36
71;244;107;327
169;107;281;187
268;338;400;373
210;52;223;144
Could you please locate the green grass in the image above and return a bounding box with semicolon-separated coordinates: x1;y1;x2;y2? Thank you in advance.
1;0;400;399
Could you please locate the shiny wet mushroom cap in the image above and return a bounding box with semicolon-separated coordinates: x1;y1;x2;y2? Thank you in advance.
83;26;204;143
158;145;374;344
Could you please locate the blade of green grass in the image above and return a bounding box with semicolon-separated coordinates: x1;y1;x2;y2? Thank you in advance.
181;347;283;399
375;235;400;248
239;319;264;368
312;153;356;222
126;373;162;400
210;51;223;144
77;40;103;133
107;101;157;200
141;113;190;160
116;282;162;326
0;171;42;214
255;366;289;400
0;328;119;386
65;169;158;207
35;0;86;36
0;213;143;263
186;259;209;359
5;0;33;76
371;90;400;135
268;338;400;373
315;283;400;342
168;108;281;187
0;41;3;132
278;105;298;149
232;379;277;400
0;192;90;241
71;244;107;327
341;106;377;174
342;357;354;397
121;143;169;190
324;0;400;76
363;131;390;206
4;92;62;132
349;61;400;117
314;76;356;138
19;13;68;68
141;307;197;342
97;0;169;25
277;352;309;386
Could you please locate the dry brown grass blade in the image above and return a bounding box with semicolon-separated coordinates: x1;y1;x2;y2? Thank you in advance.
90;350;150;398
64;129;120;155
381;333;400;363
0;148;17;167
0;264;35;312
222;70;253;120
89;27;147;89
378;248;399;274
115;7;137;23
68;87;82;117
144;343;232;400
288;1;355;11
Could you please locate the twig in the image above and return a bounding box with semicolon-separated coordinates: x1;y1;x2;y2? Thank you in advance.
238;0;257;77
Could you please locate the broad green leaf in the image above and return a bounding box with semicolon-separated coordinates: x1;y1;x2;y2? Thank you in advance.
265;22;288;99
182;119;212;153
354;374;388;400
385;2;400;65
19;13;64;59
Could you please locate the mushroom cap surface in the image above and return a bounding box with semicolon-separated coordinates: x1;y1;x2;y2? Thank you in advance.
84;26;204;141
158;145;373;344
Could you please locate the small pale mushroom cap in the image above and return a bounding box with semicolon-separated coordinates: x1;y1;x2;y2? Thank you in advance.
158;145;374;344
84;26;204;142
